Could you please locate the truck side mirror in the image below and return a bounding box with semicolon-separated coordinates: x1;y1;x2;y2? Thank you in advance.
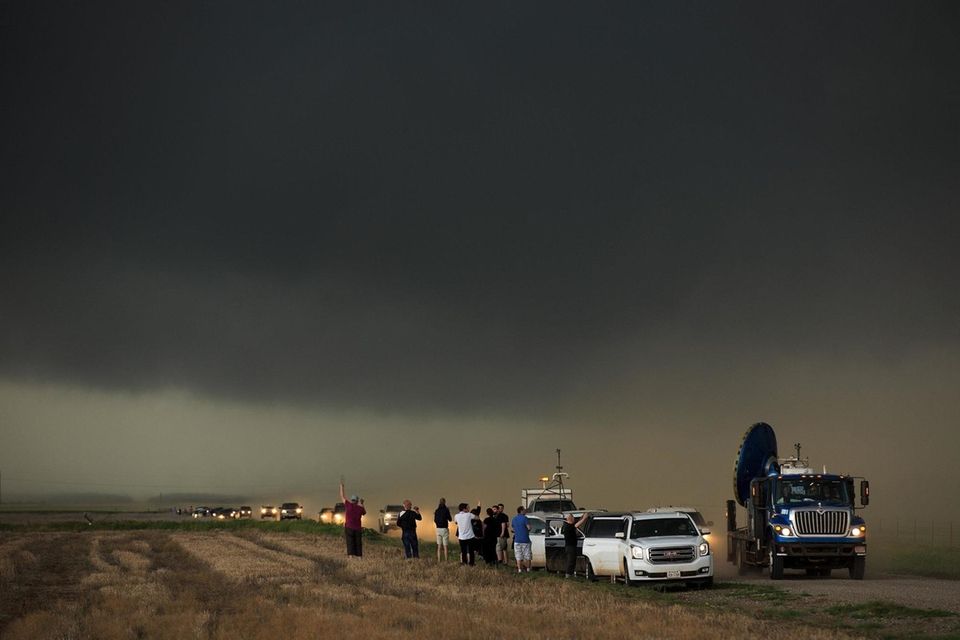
700;528;711;536
751;482;765;508
860;480;870;506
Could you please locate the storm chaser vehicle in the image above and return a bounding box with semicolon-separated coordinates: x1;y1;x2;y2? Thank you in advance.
727;423;870;580
579;512;713;587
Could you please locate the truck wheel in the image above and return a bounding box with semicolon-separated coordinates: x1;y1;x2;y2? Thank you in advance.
849;557;865;580
586;561;598;582
769;549;784;580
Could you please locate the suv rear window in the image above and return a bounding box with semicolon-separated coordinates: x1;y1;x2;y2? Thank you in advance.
528;518;548;535
588;518;625;538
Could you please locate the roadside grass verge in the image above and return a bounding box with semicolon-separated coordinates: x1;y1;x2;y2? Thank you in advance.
869;539;960;580
709;581;793;604
825;601;956;620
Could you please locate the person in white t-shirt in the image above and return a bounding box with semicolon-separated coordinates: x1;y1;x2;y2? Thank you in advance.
453;502;479;566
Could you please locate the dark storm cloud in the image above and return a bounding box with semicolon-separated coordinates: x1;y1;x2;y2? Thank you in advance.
2;2;959;412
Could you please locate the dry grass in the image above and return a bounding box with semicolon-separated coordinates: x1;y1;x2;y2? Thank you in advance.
0;529;862;640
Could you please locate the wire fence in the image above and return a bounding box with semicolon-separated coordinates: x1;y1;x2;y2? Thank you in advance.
860;518;958;548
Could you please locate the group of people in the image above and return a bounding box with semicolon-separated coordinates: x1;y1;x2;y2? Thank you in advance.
443;500;525;568
338;481;590;577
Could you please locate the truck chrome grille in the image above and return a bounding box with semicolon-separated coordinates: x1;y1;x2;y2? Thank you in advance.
648;546;696;564
793;510;849;535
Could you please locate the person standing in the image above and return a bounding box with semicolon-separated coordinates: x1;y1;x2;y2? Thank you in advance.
561;512;590;577
494;503;510;564
481;507;499;565
453;502;478;566
339;480;366;557
511;506;532;573
470;505;484;558
396;500;422;559
434;498;453;561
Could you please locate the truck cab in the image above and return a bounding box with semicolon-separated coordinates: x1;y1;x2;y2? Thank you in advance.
742;472;868;579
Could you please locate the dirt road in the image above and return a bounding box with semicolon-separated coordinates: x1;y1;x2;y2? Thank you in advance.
725;571;960;614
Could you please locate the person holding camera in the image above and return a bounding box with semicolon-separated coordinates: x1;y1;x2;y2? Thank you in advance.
396;500;422;559
339;480;366;557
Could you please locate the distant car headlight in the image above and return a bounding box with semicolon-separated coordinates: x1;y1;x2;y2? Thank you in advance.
851;526;864;537
699;542;710;556
631;547;645;560
272;508;278;514
296;507;302;513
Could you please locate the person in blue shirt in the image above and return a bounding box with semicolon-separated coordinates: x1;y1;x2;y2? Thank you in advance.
511;506;532;573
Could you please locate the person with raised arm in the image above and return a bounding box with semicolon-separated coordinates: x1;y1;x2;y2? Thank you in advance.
339;479;366;557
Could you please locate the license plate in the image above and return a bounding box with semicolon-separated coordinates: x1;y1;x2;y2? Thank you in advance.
667;570;681;579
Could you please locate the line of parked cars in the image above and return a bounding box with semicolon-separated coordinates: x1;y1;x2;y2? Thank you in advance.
191;506;253;520
260;503;304;520
524;505;715;588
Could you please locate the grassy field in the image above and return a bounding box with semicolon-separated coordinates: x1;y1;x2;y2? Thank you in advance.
1;522;958;639
868;537;960;580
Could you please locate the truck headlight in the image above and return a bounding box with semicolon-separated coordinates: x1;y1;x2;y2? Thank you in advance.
699;542;710;556
774;525;792;537
850;526;864;537
631;547;645;560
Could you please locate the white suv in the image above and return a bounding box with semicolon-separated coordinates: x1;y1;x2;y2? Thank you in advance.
581;512;713;587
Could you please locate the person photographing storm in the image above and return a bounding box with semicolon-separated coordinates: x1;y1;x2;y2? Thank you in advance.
396;500;422;559
339;479;366;557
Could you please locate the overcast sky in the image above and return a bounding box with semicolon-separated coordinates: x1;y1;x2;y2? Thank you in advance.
1;2;958;519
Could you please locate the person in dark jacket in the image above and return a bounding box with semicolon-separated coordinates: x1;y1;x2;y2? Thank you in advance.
561;512;590;577
434;498;453;561
481;507;499;565
470;505;484;558
396;500;422;559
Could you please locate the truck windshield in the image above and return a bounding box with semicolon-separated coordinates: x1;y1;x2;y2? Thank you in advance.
776;479;852;505
531;500;577;512
631;518;697;538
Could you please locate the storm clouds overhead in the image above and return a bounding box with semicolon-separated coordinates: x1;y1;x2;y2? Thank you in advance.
2;3;959;514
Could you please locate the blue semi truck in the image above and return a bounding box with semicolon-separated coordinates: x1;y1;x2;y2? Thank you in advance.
726;423;870;579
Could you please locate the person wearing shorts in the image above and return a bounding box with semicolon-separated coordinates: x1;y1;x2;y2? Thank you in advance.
434;498;452;561
511;506;532;573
